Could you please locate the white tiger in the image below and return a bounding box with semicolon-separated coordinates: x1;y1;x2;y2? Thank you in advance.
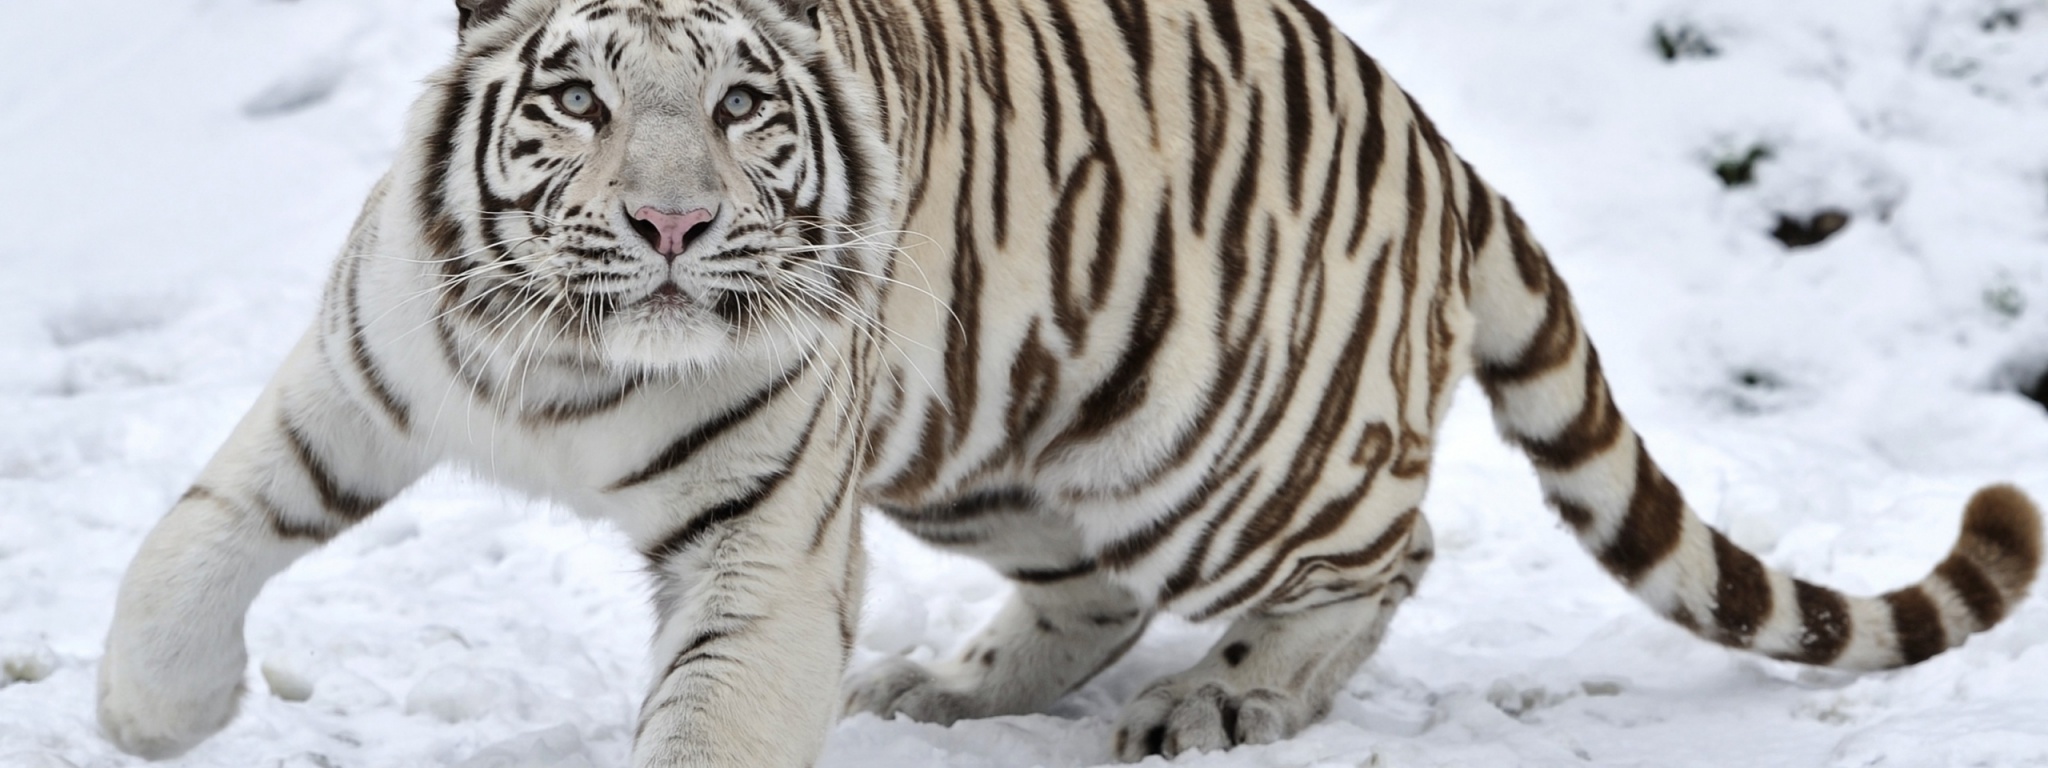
98;0;2042;765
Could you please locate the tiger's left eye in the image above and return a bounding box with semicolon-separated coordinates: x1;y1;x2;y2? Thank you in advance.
719;86;759;121
556;84;599;117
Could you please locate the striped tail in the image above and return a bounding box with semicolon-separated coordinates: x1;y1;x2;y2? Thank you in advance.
1461;179;2042;670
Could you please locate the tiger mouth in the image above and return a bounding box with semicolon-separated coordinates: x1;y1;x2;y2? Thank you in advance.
644;281;690;308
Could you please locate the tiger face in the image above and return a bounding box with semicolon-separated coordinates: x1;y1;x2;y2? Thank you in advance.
420;0;893;374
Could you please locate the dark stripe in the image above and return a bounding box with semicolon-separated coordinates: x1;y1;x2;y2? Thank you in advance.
1502;203;1548;288
1084;164;1125;314
798;84;832;214
710;290;756;327
876;403;947;498
989;105;1012;245
1042;0;1109;171
661;628;735;680
839;537;862;654
608;367;802;491
1462;162;1495;252
539;39;581;72
1005;321;1060;443
281;419;382;521
1103;0;1154;119
639;390;834;564
819;67;875;215
1707;530;1771;646
1286;0;1337;108
734;41;772;75
1213;88;1264;316
1193;509;1414;621
1046;202;1176;451
182;485;338;542
1184;32;1227;231
1011;559;1098;583
1552;497;1594;532
809;382;868;554
1105;231;1325;569
1344;47;1388;256
1212;270;1352;568
1273;8;1311;208
1301;118;1346;264
523;376;641;425
259;492;337;542
958;0;996;119
882;486;1039;523
1192;295;1387;618
970;0;1014;115
1934;555;2005;628
1882;586;1946;665
1027;19;1064;184
943;215;985;446
1157;475;1261;600
1781;580;1851;665
416;73;474;262
342;255;412;432
1597;443;1684;584
1512;350;1624;471
642;472;789;565
519;102;561;126
1476;264;1576;386
1201;0;1243;77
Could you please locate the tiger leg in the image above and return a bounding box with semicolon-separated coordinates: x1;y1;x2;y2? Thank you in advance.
625;370;870;768
98;330;425;758
1112;515;1435;761
630;509;862;768
843;573;1150;723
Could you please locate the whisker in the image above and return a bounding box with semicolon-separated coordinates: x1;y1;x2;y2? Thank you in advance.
772;268;943;407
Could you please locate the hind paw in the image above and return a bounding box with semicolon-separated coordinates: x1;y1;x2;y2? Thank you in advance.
840;657;989;725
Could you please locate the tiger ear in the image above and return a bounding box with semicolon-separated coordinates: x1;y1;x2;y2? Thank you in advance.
773;0;822;28
455;0;514;36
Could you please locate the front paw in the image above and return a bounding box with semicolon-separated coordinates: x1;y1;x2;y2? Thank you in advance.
841;657;984;725
97;644;246;759
1111;679;1310;762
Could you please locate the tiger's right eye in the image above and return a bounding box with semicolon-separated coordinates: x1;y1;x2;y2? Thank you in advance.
556;84;599;117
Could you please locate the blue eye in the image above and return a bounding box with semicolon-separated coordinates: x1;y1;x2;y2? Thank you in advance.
720;86;759;120
556;85;598;117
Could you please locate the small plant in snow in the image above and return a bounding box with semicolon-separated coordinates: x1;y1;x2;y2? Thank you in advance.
1713;144;1774;188
1771;210;1852;249
1981;6;2026;32
1983;280;2027;322
1653;21;1719;61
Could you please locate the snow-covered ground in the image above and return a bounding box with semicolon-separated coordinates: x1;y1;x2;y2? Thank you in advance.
5;0;2048;765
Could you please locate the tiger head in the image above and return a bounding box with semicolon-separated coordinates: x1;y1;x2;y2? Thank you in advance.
406;0;896;375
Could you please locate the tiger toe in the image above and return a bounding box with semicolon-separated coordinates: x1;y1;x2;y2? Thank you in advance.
1111;680;1310;762
841;656;990;725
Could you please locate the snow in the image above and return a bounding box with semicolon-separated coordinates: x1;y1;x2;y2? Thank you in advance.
4;0;2048;766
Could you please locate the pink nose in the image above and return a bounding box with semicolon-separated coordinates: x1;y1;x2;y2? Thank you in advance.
631;206;715;258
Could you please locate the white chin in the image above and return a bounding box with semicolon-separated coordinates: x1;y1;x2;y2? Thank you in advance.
597;313;736;373
595;301;832;375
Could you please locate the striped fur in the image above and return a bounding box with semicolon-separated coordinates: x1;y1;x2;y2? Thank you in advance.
98;0;2040;765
